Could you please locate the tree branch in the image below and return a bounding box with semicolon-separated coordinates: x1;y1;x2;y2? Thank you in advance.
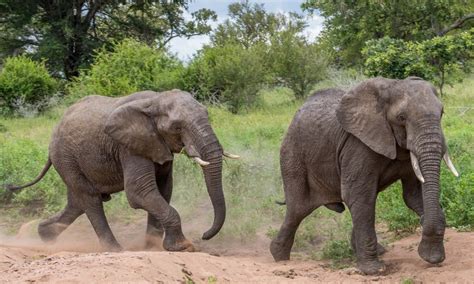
438;13;474;36
161;31;204;47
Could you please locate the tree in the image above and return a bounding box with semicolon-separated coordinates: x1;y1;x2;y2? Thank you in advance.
269;30;327;99
363;28;474;96
302;0;474;66
209;0;326;99
211;0;305;48
182;43;268;113
0;1;216;79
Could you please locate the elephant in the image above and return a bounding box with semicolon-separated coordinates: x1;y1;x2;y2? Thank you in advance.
7;90;239;252
270;77;459;274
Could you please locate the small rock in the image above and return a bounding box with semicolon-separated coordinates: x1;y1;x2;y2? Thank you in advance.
182;267;192;276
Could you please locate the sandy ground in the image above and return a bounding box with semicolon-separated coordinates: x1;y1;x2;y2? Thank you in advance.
0;218;472;283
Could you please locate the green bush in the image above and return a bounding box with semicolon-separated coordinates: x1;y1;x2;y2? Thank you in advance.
0;55;58;115
182;43;268;113
269;31;327;99
363;28;474;95
68;38;184;98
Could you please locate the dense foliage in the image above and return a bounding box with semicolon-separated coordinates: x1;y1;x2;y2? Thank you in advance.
0;55;58;115
203;1;327;103
269;31;327;98
302;0;474;66
183;43;268;113
0;0;216;79
363;28;474;95
211;1;305;48
68;39;184;98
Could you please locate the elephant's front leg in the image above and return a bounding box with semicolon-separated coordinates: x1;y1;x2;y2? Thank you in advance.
345;187;385;275
145;162;174;249
341;149;386;275
351;227;386;256
122;155;194;252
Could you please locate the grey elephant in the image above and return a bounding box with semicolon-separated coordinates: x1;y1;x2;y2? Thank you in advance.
270;77;459;274
8;90;239;252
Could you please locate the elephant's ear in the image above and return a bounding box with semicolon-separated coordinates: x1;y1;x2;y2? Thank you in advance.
104;99;173;164
336;78;397;160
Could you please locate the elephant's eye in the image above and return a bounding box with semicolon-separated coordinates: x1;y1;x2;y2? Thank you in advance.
397;114;406;122
175;126;182;133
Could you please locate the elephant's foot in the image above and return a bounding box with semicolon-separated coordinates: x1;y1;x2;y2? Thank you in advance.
103;243;123;252
357;259;386;275
418;237;445;264
351;241;386;256
38;221;68;243
163;228;194;252
376;243;386;256
270;239;291;261
163;236;195;252
100;239;123;252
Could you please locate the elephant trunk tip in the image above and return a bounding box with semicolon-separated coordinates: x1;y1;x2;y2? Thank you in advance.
201;222;225;240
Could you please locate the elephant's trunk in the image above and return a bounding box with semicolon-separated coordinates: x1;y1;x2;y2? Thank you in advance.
201;154;225;240
413;123;446;264
189;120;226;240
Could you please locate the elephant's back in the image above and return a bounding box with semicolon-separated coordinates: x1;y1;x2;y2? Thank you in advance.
53;95;116;141
282;87;345;166
49;96;118;171
289;88;344;140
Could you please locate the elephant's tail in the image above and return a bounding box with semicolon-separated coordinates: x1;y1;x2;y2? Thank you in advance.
275;200;286;205
6;158;52;192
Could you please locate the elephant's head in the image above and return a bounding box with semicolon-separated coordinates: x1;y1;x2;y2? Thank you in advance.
336;77;459;264
104;90;238;240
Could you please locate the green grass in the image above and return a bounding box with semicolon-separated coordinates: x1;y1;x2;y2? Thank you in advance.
0;75;473;263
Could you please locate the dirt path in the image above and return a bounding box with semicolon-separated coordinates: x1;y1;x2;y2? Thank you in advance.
0;219;472;283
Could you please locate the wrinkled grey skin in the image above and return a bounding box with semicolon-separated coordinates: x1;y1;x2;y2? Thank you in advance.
9;90;225;252
270;77;450;275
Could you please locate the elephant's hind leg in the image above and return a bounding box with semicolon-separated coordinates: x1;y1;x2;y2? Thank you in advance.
64;175;122;251
38;195;83;243
270;205;314;261
270;165;315;261
83;194;122;251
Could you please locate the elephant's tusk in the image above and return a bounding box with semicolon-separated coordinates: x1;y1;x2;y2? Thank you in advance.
443;152;459;177
410;152;425;183
193;157;210;166
223;151;240;159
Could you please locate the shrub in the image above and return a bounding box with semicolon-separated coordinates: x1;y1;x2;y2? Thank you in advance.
269;31;328;99
363;28;474;95
0;55;58;115
68;39;184;98
182;43;268;113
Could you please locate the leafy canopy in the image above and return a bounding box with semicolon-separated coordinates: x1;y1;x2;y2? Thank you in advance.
207;0;327;100
0;0;216;79
302;0;474;66
211;0;306;48
363;28;474;95
68;38;184;98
